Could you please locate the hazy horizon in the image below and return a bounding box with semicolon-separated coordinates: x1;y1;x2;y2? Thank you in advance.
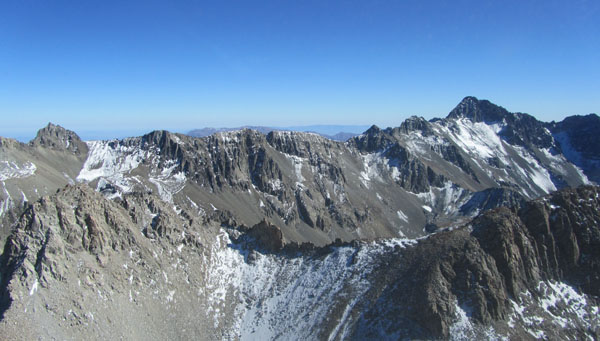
4;123;375;143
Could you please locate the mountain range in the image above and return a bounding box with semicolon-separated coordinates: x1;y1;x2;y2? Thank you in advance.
187;125;370;142
0;96;599;339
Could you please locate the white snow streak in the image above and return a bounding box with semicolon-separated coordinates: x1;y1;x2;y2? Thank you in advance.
29;279;39;296
0;161;36;181
397;210;409;223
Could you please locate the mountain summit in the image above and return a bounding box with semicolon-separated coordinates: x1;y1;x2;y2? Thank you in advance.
447;96;511;123
30;122;88;154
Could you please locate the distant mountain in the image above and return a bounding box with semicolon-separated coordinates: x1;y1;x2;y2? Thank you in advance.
187;125;370;141
187;125;275;137
1;97;599;339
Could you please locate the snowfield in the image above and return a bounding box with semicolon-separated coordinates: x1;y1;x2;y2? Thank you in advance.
205;230;417;340
0;161;36;181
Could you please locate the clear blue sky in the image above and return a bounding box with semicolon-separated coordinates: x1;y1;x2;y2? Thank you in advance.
1;0;598;141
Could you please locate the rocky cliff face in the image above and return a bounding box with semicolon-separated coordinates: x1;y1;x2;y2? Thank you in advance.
367;185;600;340
549;113;600;183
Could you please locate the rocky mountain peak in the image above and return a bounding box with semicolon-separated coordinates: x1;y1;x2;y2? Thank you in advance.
29;122;87;154
446;97;556;150
365;124;381;134
394;116;433;136
141;130;179;147
351;124;396;153
447;96;509;123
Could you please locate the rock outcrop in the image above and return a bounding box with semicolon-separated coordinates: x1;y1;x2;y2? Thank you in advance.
30;123;88;155
354;185;600;339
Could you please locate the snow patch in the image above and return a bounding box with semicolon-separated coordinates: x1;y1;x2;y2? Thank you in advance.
283;154;305;184
512;146;557;194
449;301;502;340
29;279;39;296
172;135;184;145
166;290;175;303
0;161;36;181
77;140;148;197
359;153;380;187
415;181;467;216
359;152;401;187
148;159;186;203
449;303;474;340
508;280;599;337
77;140;143;182
0;184;13;218
397;210;409;223
442;118;508;163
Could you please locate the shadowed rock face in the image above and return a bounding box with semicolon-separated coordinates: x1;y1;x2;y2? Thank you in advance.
352;186;600;339
549;114;600;183
460;187;526;216
245;219;286;252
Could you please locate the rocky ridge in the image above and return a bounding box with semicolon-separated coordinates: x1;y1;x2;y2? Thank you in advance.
187;125;365;142
34;97;593;246
1;98;596;247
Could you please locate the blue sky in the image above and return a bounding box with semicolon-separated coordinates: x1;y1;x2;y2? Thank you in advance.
1;0;598;141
